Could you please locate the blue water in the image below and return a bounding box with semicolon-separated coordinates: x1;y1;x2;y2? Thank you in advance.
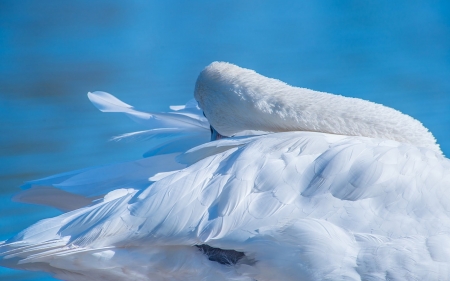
1;1;449;280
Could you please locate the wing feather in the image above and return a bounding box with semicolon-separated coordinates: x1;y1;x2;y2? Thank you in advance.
3;131;450;281
15;154;185;211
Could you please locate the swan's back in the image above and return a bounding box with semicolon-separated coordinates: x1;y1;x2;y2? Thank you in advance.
2;131;450;280
1;63;450;281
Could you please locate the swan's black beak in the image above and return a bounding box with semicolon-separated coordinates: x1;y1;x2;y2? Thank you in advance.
210;126;225;141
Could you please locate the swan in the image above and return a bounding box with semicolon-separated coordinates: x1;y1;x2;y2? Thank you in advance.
1;62;450;281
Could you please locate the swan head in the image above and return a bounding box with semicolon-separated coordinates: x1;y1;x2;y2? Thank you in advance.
195;61;292;137
195;61;441;153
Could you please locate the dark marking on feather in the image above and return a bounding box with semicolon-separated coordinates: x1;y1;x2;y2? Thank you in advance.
196;244;245;265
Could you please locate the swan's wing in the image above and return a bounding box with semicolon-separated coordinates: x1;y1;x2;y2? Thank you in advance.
15;153;185;211
88;91;209;133
3;132;450;280
88;91;210;155
14;94;210;211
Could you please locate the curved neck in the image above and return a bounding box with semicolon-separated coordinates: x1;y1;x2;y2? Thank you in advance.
195;62;440;154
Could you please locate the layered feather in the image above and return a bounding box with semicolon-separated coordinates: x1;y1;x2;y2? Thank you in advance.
14;92;209;211
2;63;450;281
3;132;450;280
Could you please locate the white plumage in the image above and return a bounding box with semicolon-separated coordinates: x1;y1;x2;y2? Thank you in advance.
195;62;440;152
1;62;450;281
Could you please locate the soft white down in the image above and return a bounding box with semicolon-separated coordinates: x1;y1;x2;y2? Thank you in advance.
1;62;450;281
195;62;441;153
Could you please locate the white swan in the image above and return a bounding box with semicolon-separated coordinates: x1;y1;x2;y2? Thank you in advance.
1;62;450;281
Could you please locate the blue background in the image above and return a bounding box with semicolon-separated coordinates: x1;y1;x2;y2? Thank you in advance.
1;1;449;280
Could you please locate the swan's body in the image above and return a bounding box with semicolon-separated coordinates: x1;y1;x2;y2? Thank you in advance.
1;62;449;281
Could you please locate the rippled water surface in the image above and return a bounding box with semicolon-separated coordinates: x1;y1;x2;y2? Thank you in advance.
1;1;449;280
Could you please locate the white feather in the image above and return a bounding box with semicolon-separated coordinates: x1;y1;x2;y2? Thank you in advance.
2;63;450;281
195;62;440;153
